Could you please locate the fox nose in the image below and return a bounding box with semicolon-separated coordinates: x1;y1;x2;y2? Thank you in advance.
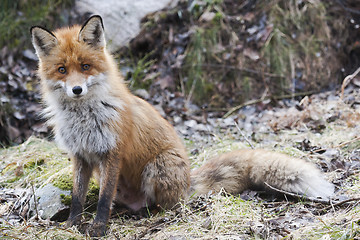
72;86;83;95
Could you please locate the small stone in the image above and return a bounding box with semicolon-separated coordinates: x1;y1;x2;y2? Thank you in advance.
30;184;71;220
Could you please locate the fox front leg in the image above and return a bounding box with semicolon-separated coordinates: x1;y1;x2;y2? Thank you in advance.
66;156;92;227
88;156;121;237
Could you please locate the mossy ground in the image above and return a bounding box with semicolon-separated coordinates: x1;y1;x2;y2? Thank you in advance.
0;136;100;213
1;93;360;239
0;137;70;189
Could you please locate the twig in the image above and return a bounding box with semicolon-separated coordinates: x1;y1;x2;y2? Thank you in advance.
318;197;360;212
234;120;254;149
312;136;360;153
31;183;40;220
336;136;360;148
341;66;360;99
186;78;197;108
264;182;332;204
335;0;360;15
223;99;264;119
179;63;285;78
223;91;315;118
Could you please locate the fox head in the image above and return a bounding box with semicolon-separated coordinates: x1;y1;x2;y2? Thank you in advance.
31;15;109;99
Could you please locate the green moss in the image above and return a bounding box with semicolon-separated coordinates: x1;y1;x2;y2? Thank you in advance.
60;194;72;206
54;177;100;209
52;173;73;191
86;180;100;205
0;137;71;189
6;176;21;184
213;11;223;24
23;158;45;169
0;137;103;215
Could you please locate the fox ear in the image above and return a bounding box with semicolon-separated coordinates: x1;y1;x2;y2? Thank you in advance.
78;15;105;48
30;26;58;57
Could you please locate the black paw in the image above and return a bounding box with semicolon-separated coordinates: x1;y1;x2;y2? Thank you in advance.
87;222;107;237
65;217;81;228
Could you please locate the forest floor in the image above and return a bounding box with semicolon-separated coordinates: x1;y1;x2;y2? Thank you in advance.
1;0;360;239
1;84;360;239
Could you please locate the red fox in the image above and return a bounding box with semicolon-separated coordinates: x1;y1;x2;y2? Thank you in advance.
31;16;334;237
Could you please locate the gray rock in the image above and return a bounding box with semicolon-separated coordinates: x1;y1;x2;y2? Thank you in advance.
134;89;150;100
30;184;70;220
193;123;209;132
76;0;178;51
173;115;183;125
184;119;197;129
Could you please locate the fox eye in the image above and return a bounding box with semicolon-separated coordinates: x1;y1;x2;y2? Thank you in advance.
82;64;90;71
58;67;66;74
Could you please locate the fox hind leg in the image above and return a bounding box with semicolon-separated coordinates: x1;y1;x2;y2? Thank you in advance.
141;151;190;209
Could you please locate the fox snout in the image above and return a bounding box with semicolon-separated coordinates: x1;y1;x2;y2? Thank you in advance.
65;81;88;98
57;71;90;98
72;86;83;95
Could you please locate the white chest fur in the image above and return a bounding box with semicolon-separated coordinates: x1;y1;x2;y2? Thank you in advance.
55;99;118;155
43;83;123;158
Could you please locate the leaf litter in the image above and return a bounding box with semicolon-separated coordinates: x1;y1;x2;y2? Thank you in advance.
1;84;360;239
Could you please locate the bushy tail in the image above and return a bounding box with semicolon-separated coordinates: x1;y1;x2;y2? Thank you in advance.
190;149;334;199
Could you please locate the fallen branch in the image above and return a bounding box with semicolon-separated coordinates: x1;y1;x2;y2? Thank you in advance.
179;63;285;78
31;184;40;220
335;0;360;15
318;197;360;212
264;182;360;212
223;99;263;119
312;136;360;154
341;66;360;99
234;120;255;149
223;91;315;118
264;182;332;204
336;136;360;148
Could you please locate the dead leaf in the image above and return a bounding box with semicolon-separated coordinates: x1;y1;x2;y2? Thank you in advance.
243;12;255;22
14;111;25;120
258;24;273;44
31;123;49;133
244;48;260;61
199;11;216;22
353;77;360;87
156;75;175;90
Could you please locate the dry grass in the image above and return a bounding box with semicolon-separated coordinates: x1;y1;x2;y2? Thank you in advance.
1;95;360;239
0;137;71;190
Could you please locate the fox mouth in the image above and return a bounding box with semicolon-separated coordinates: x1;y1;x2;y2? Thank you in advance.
72;95;83;99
